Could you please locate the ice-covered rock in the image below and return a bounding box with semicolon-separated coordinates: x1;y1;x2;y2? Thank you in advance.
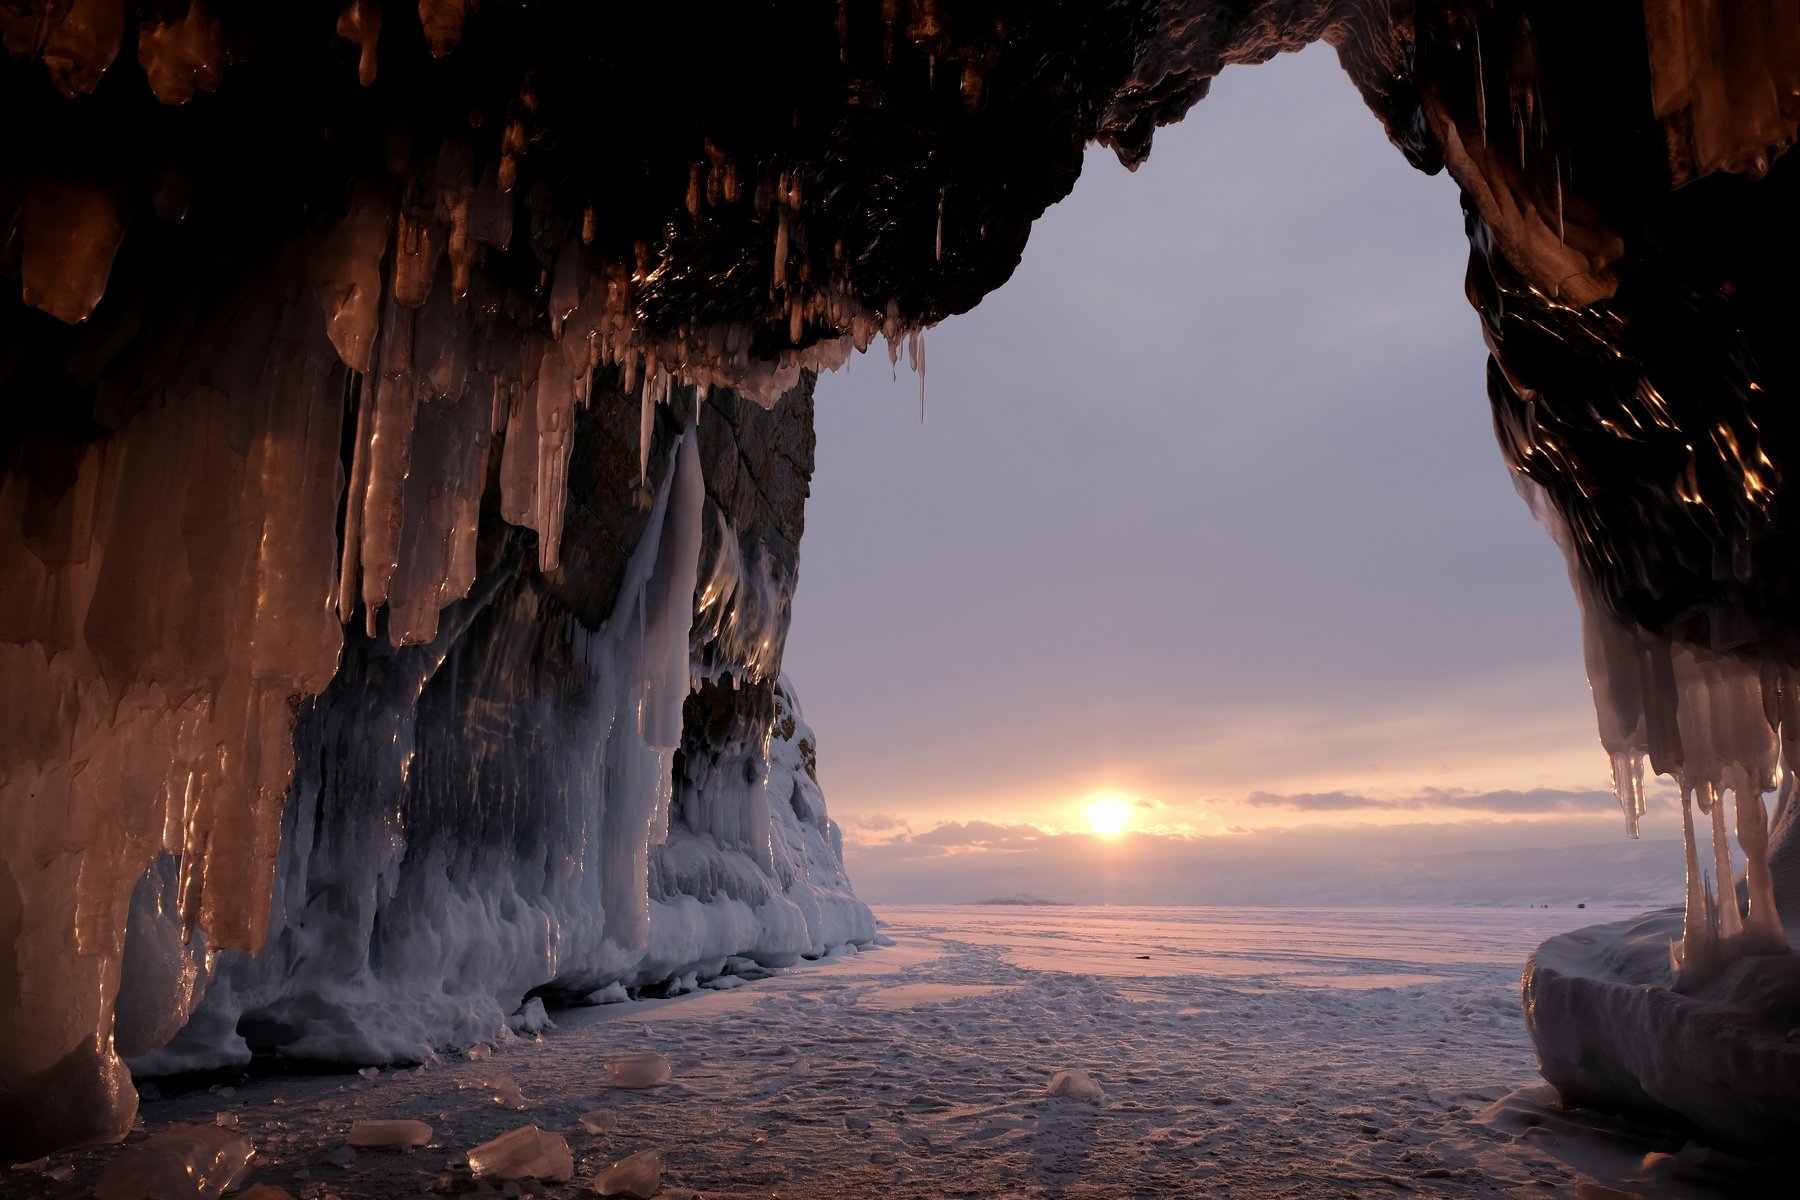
466;1125;574;1184
591;1148;665;1198
584;983;631;1006
509;998;556;1035
345;1119;433;1150
1524;907;1800;1148
92;1124;255;1200
604;1052;673;1089
1046;1068;1106;1102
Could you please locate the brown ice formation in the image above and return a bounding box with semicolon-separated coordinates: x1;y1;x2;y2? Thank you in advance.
2;0;1798;1161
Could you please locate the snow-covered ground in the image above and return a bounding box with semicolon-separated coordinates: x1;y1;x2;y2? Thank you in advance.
4;905;1774;1198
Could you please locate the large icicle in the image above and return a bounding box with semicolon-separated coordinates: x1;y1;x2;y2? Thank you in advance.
1521;479;1789;986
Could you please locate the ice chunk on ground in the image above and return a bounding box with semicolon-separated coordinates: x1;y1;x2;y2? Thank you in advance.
466;1125;574;1183
346;1119;433;1149
485;1072;529;1109
578;1109;619;1135
1046;1068;1106;1102
236;1187;293;1200
93;1123;255;1200
509;998;556;1034
604;1051;672;1089
321;1145;356;1168
591;1148;665;1198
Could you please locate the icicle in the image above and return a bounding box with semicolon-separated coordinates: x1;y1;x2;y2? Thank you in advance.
548;241;581;339
317;184;393;374
532;340;575;571
357;300;421;619
935;185;945;261
1524;477;1789;986
136;0;227;105
336;0;381;86
40;0;127;97
417;0;468;58
18;176;126;325
392;210;443;309
638;370;657;488
773;208;789;292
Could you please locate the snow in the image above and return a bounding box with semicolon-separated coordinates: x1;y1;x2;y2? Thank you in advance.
509;998;556;1036
6;905;1765;1200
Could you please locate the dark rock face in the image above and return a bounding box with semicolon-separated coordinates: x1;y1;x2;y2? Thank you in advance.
3;0;1800;1161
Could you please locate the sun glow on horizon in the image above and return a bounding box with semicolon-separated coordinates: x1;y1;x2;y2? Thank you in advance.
1084;794;1133;839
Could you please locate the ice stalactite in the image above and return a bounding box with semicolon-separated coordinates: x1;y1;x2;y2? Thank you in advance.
1519;482;1785;993
1522;481;1788;989
0;302;348;1155
117;394;867;1078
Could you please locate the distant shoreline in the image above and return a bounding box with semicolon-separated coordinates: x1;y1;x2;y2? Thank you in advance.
964;895;1074;907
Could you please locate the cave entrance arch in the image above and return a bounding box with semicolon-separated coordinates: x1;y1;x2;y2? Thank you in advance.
792;45;1600;900
2;0;1798;1162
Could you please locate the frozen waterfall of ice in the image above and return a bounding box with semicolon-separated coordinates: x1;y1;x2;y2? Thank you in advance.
116;428;870;1076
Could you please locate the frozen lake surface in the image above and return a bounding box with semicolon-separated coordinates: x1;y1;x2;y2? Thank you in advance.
5;905;1766;1198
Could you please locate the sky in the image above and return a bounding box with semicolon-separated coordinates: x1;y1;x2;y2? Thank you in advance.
779;45;1673;903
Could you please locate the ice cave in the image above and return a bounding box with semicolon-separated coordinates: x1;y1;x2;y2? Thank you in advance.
1;0;1798;1170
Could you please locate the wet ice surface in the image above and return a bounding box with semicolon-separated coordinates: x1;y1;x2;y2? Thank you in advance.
2;906;1768;1199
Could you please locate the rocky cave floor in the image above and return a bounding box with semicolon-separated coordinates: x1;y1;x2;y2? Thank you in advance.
2;905;1780;1200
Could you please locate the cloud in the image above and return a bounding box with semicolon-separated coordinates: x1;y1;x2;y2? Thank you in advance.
1243;787;1630;815
1244;790;1373;811
909;820;1048;849
842;812;911;833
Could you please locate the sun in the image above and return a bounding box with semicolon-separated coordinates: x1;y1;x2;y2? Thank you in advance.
1083;794;1133;839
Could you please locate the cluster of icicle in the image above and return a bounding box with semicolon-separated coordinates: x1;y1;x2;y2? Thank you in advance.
9;2;933;586
0;2;930;1157
1523;482;1790;987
